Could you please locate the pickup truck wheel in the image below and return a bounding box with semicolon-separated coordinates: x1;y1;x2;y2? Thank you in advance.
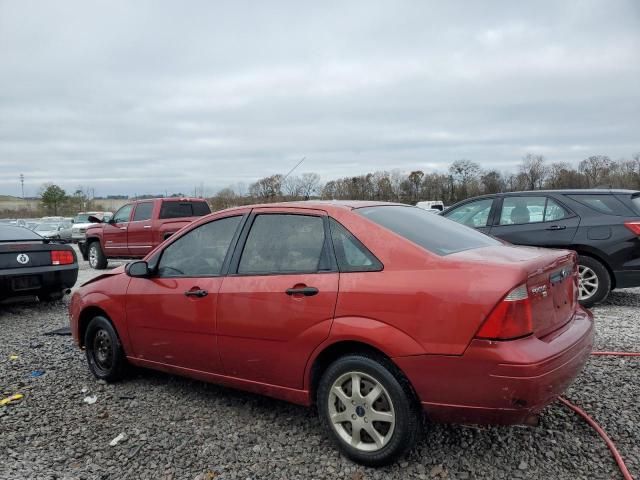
85;316;126;382
88;241;108;270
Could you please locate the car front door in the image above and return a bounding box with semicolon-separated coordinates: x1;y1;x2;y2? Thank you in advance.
442;197;496;234
217;208;339;389
103;204;133;256
489;195;580;246
126;213;246;373
127;202;155;256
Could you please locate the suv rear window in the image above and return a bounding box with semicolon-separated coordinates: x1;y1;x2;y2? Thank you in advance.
357;205;500;256
628;193;640;215
567;194;635;216
159;201;211;219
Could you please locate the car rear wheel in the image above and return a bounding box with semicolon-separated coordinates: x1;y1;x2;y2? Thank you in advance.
88;241;108;270
84;316;126;382
577;255;611;308
317;354;421;466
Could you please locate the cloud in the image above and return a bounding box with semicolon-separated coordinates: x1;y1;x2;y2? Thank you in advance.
0;0;638;197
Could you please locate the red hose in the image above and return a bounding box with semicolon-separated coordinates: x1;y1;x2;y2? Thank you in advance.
557;350;639;480
558;396;635;480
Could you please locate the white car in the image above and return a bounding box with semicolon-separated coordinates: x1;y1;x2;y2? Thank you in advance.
71;212;112;243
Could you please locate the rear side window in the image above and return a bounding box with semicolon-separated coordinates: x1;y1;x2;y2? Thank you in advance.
133;202;153;221
159;201;211;219
329;218;382;272
358;206;500;256
567;194;635;216
499;196;568;225
238;214;328;274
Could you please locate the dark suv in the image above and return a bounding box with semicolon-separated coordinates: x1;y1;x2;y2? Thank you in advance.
442;189;640;307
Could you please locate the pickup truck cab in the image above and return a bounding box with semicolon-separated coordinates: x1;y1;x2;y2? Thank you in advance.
81;198;211;269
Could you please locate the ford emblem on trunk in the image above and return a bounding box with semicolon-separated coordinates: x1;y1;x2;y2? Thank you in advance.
16;253;30;264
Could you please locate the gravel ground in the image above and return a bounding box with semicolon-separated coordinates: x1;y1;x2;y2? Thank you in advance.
1;251;638;480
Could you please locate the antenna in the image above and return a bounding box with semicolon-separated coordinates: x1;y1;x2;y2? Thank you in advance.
282;157;306;182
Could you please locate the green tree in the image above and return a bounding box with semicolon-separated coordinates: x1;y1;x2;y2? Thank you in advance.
40;183;67;215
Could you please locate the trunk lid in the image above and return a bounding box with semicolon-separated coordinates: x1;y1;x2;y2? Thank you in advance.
452;245;578;337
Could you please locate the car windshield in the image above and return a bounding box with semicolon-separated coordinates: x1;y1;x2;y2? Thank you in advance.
35;223;58;231
358;205;501;256
74;214;91;222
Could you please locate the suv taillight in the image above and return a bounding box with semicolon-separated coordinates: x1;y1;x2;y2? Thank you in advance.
51;250;74;265
475;284;533;340
624;221;640;236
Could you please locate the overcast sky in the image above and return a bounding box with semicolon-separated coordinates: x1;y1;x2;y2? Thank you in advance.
1;1;639;197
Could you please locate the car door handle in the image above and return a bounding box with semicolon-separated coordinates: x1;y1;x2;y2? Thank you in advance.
184;289;208;298
286;287;319;297
546;225;567;231
143;225;152;229
119;227;127;231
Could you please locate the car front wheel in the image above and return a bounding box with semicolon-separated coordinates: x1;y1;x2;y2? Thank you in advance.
84;316;126;382
577;255;611;308
317;354;421;466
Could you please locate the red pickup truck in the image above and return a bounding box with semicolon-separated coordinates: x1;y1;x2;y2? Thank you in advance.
80;198;211;269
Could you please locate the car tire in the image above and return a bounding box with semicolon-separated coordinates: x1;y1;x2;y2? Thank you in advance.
38;290;64;302
84;315;127;382
88;241;108;270
577;255;611;308
317;353;422;466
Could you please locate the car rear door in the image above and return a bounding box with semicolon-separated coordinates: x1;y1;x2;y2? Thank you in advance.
217;208;339;389
489;195;579;246
126;212;247;373
127;201;155;256
103;204;133;256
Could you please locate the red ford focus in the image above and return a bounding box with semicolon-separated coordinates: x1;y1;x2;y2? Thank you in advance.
70;201;593;465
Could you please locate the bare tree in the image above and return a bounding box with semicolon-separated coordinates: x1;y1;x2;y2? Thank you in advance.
519;154;547;190
298;172;321;199
579;155;612;187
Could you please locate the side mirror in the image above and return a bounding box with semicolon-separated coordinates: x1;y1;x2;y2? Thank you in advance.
126;260;150;278
87;215;102;223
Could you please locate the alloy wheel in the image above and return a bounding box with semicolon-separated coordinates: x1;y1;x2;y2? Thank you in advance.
88;245;98;268
578;264;599;301
328;371;395;452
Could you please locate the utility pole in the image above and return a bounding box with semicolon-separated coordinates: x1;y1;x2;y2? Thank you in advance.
19;174;24;198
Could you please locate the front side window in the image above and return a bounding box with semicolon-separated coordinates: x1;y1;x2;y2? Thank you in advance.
329;218;382;272
157;216;242;276
113;204;133;224
133;202;153;221
444;198;493;228
358;206;500;256
238;214;327;274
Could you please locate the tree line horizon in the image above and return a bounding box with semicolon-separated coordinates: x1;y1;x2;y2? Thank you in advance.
7;152;640;216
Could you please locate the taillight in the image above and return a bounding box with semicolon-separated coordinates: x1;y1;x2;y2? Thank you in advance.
475;284;533;340
51;250;74;265
624;221;640;236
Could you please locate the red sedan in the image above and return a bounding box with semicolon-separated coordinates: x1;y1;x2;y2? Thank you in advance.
69;201;594;466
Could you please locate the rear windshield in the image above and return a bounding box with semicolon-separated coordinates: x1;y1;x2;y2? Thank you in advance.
629;194;640;215
0;225;42;242
159;201;211;219
567;194;635;216
357;205;501;255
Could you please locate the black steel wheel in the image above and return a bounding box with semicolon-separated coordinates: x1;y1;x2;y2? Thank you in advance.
84;315;126;382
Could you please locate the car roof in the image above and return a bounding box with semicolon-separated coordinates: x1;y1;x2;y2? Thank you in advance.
216;200;408;215
451;189;639;203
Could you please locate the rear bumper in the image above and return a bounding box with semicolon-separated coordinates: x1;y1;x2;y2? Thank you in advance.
0;265;78;299
394;307;594;425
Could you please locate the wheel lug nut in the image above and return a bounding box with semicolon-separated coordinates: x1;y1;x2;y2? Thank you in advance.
351;414;357;420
